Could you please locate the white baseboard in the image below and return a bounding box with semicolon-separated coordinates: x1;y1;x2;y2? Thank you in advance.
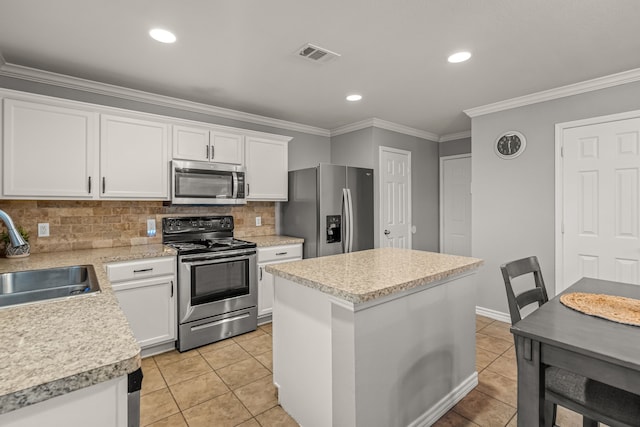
408;372;478;427
475;306;511;324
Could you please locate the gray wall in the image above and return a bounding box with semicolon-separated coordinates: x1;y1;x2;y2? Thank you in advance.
0;76;331;171
330;127;440;251
439;137;471;157
472;80;640;315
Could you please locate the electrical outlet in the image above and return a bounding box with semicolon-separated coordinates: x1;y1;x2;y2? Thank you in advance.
38;223;50;237
147;219;157;237
255;216;262;226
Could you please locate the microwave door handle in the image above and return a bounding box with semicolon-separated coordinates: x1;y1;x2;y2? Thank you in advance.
232;172;239;198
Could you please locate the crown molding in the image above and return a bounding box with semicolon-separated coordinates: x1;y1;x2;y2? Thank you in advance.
464;67;640;118
0;60;331;137
331;117;439;141
439;130;471;142
330;118;376;136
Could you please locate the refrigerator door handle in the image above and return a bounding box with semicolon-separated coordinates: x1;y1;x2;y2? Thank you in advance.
346;188;354;252
342;188;349;253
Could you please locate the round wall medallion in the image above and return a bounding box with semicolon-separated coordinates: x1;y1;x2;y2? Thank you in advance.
495;131;526;159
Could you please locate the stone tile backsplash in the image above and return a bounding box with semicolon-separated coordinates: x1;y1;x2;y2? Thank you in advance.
0;200;276;254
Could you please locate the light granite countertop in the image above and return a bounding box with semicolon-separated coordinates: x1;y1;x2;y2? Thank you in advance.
0;244;176;414
266;248;483;304
243;235;304;247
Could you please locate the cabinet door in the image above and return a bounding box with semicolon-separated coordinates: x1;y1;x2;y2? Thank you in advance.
3;98;98;198
245;136;288;201
172;124;210;161
257;262;275;317
100;114;169;198
210;130;244;165
112;276;176;348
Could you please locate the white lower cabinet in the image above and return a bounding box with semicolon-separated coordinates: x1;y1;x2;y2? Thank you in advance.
0;376;127;427
107;257;176;353
257;244;302;319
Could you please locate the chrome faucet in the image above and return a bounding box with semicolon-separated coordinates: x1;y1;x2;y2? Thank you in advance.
0;209;27;247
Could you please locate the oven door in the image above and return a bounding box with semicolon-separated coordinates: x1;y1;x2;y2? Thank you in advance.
178;251;257;325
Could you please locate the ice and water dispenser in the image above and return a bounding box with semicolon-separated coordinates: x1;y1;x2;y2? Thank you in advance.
326;215;341;243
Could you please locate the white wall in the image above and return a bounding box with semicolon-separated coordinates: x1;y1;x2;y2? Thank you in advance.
439;137;471;157
471;80;640;315
330;127;440;251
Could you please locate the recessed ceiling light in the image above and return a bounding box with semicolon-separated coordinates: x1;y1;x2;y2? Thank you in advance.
149;28;176;44
447;51;471;63
346;94;362;102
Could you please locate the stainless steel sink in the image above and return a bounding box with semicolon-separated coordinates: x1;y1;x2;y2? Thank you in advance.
0;265;100;308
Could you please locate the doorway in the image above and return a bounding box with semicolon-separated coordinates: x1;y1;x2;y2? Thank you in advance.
440;154;472;256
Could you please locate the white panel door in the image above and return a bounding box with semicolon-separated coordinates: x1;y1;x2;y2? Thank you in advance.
441;155;472;256
3;98;98;198
561;118;640;291
379;147;411;248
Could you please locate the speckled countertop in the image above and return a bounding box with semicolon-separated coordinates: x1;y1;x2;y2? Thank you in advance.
266;248;483;304
0;244;176;414
243;235;304;247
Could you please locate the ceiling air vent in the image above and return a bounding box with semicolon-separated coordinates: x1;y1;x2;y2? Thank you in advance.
296;43;341;63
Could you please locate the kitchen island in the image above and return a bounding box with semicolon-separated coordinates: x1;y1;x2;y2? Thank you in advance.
0;245;175;426
266;248;482;427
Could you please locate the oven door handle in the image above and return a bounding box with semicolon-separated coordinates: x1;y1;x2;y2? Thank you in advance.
181;254;253;266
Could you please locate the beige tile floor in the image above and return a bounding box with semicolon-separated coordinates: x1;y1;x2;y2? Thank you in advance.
140;317;585;427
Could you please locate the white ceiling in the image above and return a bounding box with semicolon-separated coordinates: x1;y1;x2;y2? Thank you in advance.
1;0;639;138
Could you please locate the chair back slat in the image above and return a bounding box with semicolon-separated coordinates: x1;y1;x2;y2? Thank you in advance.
500;256;549;326
516;287;547;310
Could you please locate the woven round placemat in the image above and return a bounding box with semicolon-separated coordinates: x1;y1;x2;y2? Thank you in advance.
560;292;640;327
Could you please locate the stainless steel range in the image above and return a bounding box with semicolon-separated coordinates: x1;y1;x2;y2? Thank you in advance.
162;216;257;352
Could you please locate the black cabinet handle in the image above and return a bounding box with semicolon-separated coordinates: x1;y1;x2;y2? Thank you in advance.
133;268;153;273
170;280;174;298
88;176;92;194
102;177;106;193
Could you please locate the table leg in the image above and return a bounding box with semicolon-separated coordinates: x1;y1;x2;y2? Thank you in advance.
515;336;545;426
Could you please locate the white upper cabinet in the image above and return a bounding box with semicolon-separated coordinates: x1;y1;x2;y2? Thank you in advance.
2;98;98;198
1;90;292;201
172;124;209;162
100;114;169;199
173;124;244;165
245;136;289;201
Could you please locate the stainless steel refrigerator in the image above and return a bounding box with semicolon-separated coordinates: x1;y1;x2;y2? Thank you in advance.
281;163;374;258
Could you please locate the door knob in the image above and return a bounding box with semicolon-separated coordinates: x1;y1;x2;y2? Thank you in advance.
384;230;390;235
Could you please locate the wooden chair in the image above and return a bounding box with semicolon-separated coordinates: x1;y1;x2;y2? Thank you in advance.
501;256;640;427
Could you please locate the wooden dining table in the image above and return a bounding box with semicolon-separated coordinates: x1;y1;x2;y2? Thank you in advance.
510;277;640;426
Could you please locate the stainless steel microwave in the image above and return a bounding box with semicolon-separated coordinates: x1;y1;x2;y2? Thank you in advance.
171;160;246;205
